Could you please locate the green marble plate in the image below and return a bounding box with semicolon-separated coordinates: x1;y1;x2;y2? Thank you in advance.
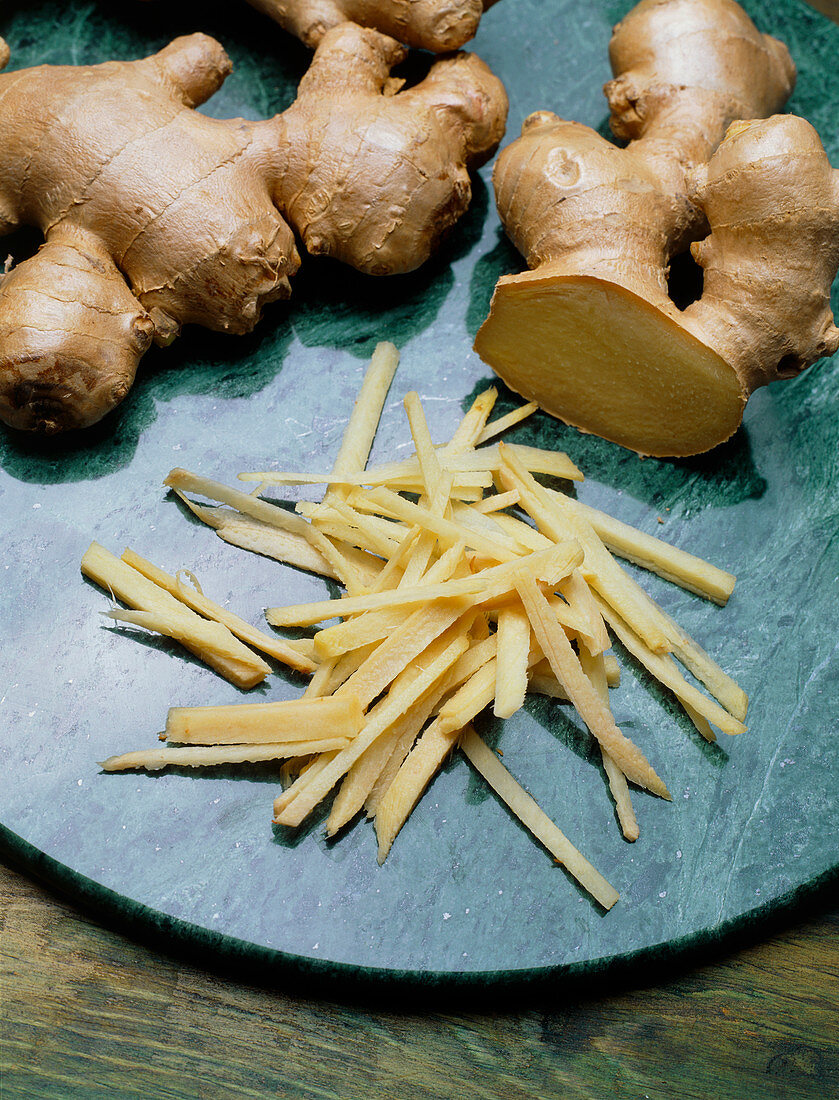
1;0;837;985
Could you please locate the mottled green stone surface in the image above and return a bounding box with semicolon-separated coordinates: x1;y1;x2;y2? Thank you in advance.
0;0;837;985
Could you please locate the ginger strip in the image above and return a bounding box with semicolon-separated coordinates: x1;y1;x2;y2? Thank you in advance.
599;750;639;842
475;401;539;443
404;390;446;498
266;541;582;627
302;349;400;589
459;727;619;910
679;700;716;744
165;468;312;539
514;570;670;798
83;542;270;689
561;494;736;605
493;606;530;719
303;656;343;701
471;489;520;515
274;631;469;827
106;609;272;690
163;696;363;745
238;469;493;494
324;341;398;500
285;342;398;598
121;548;316;674
447;442;582;481
580;648;639;843
444;387;498;454
592;593;746;737
100;739;352;772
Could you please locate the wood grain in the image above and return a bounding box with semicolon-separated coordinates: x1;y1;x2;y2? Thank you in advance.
806;0;839;21
2;857;837;1100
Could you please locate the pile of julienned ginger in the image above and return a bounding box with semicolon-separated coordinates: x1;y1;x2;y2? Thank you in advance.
83;343;748;910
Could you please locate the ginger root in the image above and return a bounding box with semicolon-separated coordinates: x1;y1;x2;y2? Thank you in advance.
474;0;839;457
245;0;500;52
0;27;506;433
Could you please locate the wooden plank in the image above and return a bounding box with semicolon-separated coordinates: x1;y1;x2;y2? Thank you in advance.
1;859;837;1100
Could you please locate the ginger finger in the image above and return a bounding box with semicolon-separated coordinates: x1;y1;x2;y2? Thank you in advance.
279;25;507;276
246;0;491;53
0;228;155;433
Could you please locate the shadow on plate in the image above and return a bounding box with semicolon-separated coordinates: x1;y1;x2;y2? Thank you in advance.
455;376;768;515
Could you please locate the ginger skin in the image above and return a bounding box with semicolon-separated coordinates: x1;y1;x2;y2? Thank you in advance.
246;0;500;52
474;0;839;457
0;28;506;433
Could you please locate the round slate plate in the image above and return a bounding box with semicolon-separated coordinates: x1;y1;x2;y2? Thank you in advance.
1;0;837;985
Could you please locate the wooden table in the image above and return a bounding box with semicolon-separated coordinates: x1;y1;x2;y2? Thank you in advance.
808;0;839;18
3;2;839;1095
1;855;837;1099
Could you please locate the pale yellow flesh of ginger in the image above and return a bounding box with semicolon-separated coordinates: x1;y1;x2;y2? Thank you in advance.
475;0;839;456
95;342;748;910
163;697;363;745
474;274;745;457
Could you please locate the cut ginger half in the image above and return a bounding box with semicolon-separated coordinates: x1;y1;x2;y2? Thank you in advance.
474;273;744;458
475;0;839;457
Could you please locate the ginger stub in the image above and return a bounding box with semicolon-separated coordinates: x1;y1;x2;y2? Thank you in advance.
475;0;839;457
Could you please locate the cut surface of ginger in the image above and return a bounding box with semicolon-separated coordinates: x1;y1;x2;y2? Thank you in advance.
475;274;746;457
